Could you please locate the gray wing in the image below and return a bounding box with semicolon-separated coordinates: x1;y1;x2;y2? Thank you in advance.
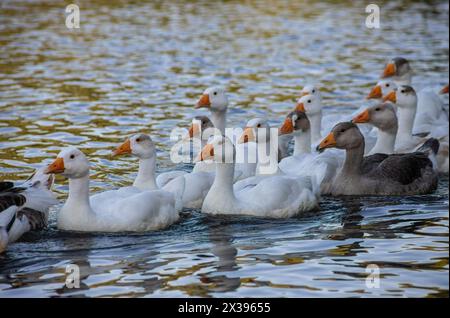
368;152;433;185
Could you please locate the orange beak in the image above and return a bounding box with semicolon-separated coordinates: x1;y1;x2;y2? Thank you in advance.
238;127;255;144
195;94;211;108
440;84;449;95
295;102;306;112
366;85;382;99
383;91;397;103
352;109;370;124
198;143;214;161
317;132;336;150
45;157;65;174
382;62;396;78
188;123;200;138
112;139;132;156
279;118;294;135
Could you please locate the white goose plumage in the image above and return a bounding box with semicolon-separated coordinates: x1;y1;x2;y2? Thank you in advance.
46;147;179;232
199;136;320;218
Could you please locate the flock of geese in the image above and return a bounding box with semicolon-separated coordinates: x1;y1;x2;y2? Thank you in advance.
1;57;449;253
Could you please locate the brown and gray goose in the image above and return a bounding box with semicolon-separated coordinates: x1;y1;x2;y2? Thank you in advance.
316;122;439;196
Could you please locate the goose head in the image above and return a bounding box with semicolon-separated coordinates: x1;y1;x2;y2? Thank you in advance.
317;122;363;152
112;134;156;159
238;118;270;144
381;57;411;79
188;116;214;138
300;85;321;99
198;136;235;163
382;85;417;109
440;84;449;95
294;93;322;115
279;110;310;136
366;80;397;99
195;86;228;112
45;147;89;179
352;103;398;132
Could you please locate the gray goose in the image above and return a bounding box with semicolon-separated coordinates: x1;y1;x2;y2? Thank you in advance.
317;122;439;196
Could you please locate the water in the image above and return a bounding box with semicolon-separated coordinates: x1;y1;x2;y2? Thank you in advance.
0;0;448;297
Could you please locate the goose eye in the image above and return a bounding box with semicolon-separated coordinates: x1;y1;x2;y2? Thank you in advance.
340;129;346;133
401;90;405;93
308;100;311;103
70;154;75;159
375;107;380;111
136;138;141;142
386;84;390;87
257;124;261;128
213;92;217;95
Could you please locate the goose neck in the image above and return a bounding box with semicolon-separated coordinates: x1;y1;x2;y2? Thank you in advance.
342;142;365;176
293;130;312;156
134;155;158;190
309;112;322;143
211;110;227;135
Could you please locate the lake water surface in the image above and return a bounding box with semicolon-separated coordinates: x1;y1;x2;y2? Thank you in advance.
0;0;448;297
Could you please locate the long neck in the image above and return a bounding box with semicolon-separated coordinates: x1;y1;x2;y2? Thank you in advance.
277;134;291;160
211;162;235;200
66;174;92;214
133;155;158;190
211;110;226;135
370;128;396;154
342;142;365;176
293;130;311;156
397;106;416;139
394;74;412;86
309;112;322;143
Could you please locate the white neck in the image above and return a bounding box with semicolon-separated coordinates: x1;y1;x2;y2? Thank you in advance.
293;130;312;156
64;174;94;217
309;112;322;143
210;162;236;201
369;129;396;154
133;155;158;190
397;106;416;140
211;110;227;135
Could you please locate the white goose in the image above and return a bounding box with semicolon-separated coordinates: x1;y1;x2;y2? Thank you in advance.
45;147;179;232
380;57;449;135
199;135;320;218
194;86;256;181
113;134;214;210
277;111;343;192
0;168;57;253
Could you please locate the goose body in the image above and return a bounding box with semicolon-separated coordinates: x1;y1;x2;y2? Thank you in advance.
199;136;320;218
46;147;179;232
317;122;438;196
0;169;57;253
